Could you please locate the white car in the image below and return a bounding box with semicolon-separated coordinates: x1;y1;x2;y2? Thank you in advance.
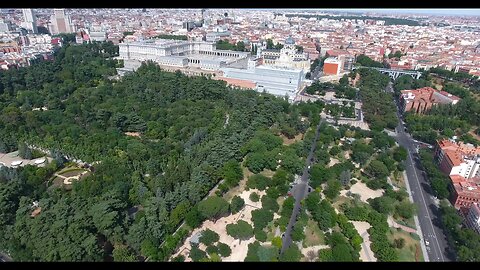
425;240;430;246
11;160;23;167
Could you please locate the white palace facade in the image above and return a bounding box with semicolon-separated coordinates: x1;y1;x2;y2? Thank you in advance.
117;38;249;76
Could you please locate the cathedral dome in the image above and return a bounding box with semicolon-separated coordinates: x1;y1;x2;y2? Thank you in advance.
285;36;295;45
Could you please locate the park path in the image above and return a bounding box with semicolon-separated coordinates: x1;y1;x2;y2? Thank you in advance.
387;216;417;234
351;221;377;262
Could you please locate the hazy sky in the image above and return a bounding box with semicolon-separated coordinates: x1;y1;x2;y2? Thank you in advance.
317;9;480;17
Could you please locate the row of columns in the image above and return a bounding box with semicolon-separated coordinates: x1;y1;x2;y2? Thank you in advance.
199;50;239;58
189;59;200;64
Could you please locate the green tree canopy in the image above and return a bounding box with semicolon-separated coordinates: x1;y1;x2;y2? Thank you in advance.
197;196;230;222
226;220;254;241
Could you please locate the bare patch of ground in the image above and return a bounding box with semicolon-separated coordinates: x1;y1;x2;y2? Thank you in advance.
327;158;340;168
300;244;329;261
340;181;384;203
303;219;325;247
280;133;304;146
173;189;265;262
260;169;275;178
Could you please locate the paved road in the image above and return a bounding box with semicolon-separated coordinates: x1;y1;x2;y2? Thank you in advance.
311;63;322;80
391;100;454;262
280;119;324;255
0;252;12;262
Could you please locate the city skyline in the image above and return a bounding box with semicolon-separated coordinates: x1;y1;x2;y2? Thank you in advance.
326;9;480;17
257;8;480;17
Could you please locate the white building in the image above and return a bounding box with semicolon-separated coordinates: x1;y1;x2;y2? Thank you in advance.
260;36;310;73
89;31;107;42
220;57;304;102
0;20;9;33
450;155;480;179
117;38;249;75
22;9;37;34
49;9;74;34
205;27;231;42
466;203;480;234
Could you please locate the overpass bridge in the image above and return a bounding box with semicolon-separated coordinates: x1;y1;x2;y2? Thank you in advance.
352;66;422;80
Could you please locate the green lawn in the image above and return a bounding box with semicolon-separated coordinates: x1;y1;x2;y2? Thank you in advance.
391;170;407;190
387;228;424;262
60;170;87;178
394;216;416;230
303;219;325;247
57;167;86;175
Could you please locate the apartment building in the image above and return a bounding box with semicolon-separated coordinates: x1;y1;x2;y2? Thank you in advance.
435;139;480;210
466;203;480;234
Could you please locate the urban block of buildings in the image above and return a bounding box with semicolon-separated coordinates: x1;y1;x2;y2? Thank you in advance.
400;87;461;114
117;37;306;101
259;36;310;73
435;139;480;214
117;38;249;74
322;50;355;76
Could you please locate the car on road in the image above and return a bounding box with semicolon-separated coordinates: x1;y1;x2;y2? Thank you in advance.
425;240;430;246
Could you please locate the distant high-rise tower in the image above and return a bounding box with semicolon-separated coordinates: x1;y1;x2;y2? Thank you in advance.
50;9;74;34
22;9;37;34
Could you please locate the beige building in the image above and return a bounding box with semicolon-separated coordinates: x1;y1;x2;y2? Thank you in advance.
260;36;310;73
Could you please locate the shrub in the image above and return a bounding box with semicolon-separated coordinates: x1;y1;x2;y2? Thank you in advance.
217;242;232;257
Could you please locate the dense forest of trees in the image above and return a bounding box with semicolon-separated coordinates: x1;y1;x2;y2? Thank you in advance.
428;67;479;85
354;68;398;131
0;42;306;261
354;55;385;68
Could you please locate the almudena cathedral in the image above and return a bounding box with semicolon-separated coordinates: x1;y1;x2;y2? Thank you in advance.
116;37;310;102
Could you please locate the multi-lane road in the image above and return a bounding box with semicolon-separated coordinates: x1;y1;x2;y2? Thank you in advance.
280;119;323;255
391;90;454;261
